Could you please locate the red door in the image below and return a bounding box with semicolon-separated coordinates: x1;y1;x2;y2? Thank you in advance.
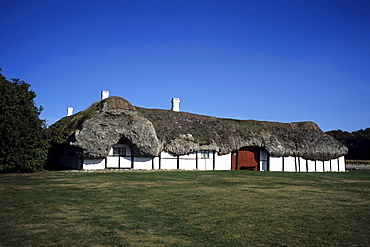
232;147;259;171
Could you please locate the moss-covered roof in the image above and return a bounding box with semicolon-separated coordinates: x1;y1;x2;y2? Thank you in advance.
49;96;348;160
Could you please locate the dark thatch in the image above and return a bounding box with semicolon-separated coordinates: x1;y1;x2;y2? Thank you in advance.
136;107;347;160
49;96;348;161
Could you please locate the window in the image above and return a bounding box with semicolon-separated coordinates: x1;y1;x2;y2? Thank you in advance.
200;150;210;159
113;147;126;156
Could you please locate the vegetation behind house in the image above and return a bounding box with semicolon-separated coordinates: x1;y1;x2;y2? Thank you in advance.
327;128;370;160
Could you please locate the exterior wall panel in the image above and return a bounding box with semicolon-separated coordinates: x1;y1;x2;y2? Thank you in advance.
299;157;307;172
269;156;282;171
338;156;345;172
133;157;153;170
152;157;160;169
324;160;331;172
83;159;105;170
307;160;316;172
284;157;296;172
160;152;177;169
64;146;347;172
316;161;324;172
179;153;197;170
106;144;132;168
215;153;231;170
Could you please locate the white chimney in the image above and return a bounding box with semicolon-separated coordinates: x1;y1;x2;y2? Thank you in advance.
67;107;73;116
101;90;109;100
171;98;180;112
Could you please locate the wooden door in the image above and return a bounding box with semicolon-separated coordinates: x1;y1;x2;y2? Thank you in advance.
232;147;259;171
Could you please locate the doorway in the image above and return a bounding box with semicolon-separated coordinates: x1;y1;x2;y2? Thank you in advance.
232;147;259;171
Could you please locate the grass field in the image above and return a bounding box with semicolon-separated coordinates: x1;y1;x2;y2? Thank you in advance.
1;170;369;246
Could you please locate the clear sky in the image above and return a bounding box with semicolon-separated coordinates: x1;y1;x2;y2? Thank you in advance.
1;0;369;132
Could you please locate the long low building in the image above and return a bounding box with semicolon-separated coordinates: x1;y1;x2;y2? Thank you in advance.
48;93;347;172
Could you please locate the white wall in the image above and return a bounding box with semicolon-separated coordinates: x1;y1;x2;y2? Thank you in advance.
298;157;346;172
160;152;178;169
156;151;224;170
215;153;231;170
83;159;106;170
284;157;296;172
133;157;153;170
338;156;345;172
323;160;331;171
106;144;132;168
197;153;214;170
79;146;347;173
307;160;316;172
178;153;197;170
152;156;160;169
269;156;282;171
268;156;346;172
106;156;132;169
268;156;341;172
315;160;323;172
298;157;307;172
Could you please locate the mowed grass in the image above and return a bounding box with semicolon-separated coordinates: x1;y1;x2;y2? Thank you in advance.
0;170;369;247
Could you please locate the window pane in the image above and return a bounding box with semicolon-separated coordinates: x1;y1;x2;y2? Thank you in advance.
119;148;126;156
113;147;126;156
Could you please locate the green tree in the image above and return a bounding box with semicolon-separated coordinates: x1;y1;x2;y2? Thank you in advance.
327;128;370;160
0;70;49;172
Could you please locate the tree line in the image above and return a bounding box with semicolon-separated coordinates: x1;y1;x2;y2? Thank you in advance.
0;71;369;172
326;128;370;160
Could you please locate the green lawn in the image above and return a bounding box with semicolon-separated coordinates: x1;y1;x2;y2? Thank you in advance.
1;170;369;246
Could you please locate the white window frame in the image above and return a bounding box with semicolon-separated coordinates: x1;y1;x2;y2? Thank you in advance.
113;147;127;157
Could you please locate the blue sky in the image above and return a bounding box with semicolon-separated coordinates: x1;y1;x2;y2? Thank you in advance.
1;0;369;132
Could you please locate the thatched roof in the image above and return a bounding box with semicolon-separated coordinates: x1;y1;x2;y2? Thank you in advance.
50;96;348;160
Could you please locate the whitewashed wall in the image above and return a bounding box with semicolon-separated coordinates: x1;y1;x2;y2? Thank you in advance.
298;157;307;172
160;152;178;169
133;157;153;170
79;145;347;172
323;160;330;171
214;153;231;170
197;154;213;170
269;156;282;171
159;151;219;170
83;159;105;170
106;144;132;169
338;156;345;171
315;161;323;172
178;153;197;170
284;157;296;172
268;155;346;172
152;156;160;169
307;160;316;172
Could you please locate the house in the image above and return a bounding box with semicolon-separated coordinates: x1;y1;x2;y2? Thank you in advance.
48;92;348;172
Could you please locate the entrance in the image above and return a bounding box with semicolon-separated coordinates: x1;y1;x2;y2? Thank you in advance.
232;147;259;171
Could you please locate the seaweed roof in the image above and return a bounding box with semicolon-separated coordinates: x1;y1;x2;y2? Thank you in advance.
50;96;348;160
